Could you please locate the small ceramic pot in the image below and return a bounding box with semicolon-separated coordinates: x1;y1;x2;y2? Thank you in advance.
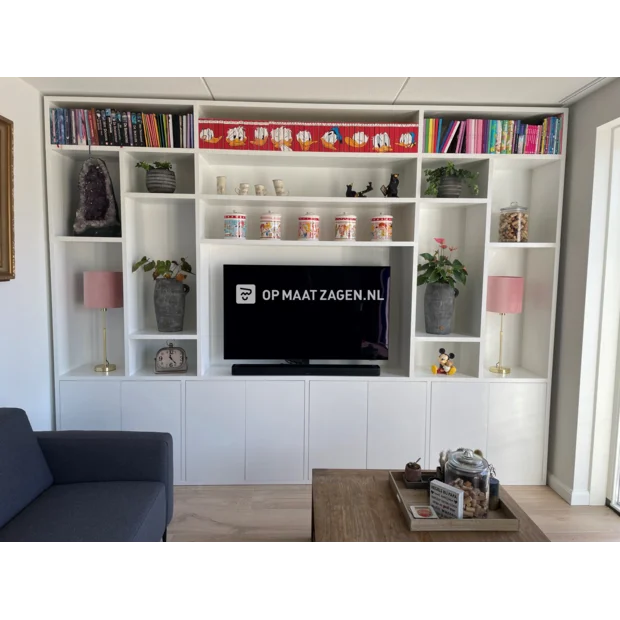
370;212;393;242
404;461;422;483
298;212;320;241
334;213;356;241
224;211;247;239
260;211;281;240
146;169;176;193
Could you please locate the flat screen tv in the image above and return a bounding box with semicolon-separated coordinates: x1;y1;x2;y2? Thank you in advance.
223;265;390;361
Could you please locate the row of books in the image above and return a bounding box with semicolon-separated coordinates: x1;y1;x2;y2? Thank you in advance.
49;108;195;148
424;116;563;155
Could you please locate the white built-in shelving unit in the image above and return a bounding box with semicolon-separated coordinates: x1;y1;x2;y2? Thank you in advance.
44;97;566;486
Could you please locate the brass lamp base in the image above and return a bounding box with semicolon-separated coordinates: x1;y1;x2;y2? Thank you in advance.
95;362;116;373
489;364;511;375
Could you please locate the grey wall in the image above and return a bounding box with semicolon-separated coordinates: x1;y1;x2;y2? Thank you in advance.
549;78;620;493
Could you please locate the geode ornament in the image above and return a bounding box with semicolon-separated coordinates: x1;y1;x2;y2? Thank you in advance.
73;158;121;237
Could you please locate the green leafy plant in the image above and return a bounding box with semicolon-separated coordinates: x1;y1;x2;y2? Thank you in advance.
417;238;467;288
424;162;479;197
132;256;195;281
135;161;173;172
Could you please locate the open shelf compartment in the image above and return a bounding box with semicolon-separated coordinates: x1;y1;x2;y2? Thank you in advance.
483;246;555;380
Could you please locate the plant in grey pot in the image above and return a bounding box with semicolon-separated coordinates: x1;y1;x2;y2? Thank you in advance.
136;161;176;193
424;162;479;199
132;256;195;332
417;238;467;335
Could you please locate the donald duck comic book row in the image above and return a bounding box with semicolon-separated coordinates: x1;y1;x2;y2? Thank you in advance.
199;119;418;153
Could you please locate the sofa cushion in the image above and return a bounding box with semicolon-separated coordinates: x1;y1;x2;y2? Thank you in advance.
0;408;53;528
0;481;166;542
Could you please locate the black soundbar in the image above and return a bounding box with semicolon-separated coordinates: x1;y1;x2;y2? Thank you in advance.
231;363;381;377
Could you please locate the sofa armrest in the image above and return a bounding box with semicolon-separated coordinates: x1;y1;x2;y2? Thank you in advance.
34;431;173;524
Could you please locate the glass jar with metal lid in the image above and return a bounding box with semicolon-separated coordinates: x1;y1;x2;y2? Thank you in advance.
444;448;490;518
499;201;529;242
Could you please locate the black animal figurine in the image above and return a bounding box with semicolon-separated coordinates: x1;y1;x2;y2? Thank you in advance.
346;182;373;198
380;173;399;198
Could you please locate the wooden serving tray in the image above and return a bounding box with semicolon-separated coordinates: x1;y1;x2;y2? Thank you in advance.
389;471;520;532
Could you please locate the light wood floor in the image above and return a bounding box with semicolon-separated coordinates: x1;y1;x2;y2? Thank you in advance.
168;484;620;542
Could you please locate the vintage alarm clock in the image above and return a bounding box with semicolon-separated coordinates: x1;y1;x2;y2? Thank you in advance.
154;342;188;374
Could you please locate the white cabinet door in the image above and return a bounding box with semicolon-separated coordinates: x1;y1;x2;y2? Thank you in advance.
367;382;427;469
487;383;546;484
245;381;305;482
185;381;246;484
121;382;182;483
309;381;367;472
59;381;121;431
430;383;489;459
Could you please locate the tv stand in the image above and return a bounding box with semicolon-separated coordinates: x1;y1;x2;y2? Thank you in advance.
231;363;381;377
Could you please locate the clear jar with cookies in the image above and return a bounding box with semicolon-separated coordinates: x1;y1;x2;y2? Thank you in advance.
499;202;529;242
444;448;490;518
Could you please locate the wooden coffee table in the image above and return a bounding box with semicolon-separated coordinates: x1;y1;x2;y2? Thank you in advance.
312;469;549;542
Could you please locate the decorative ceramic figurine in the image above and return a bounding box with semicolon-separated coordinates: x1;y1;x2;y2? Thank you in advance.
380;173;400;198
431;348;457;375
345;182;373;198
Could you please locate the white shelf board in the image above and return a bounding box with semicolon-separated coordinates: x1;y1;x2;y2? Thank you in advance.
487;242;556;249
200;195;415;207
199;149;417;168
55;236;122;243
48;145;194;155
414;366;478;380
129;329;197;340
125;192;195;201
415;331;480;342
482;367;548;382
201;239;415;247
419;198;488;208
201;365;410;380
60;363;126;380
421;153;562;170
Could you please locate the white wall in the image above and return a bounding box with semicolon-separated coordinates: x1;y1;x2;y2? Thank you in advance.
0;78;53;430
549;78;620;501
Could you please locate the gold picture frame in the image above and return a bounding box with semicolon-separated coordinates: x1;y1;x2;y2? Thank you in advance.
0;114;15;281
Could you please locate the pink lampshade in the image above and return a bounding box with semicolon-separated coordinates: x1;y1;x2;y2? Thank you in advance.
83;271;123;309
487;276;524;314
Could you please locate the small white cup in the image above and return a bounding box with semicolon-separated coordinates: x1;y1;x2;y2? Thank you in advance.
216;176;226;195
255;184;267;196
272;179;289;196
235;183;250;195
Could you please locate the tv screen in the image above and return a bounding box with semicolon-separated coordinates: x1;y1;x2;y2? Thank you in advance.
223;265;390;361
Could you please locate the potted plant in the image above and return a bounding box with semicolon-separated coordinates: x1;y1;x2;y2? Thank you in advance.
132;256;195;332
136;161;176;193
424;162;479;199
417;238;467;335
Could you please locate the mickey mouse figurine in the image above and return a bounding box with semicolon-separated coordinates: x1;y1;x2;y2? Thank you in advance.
431;348;457;375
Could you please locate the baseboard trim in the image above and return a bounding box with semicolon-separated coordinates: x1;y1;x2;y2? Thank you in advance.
547;472;590;505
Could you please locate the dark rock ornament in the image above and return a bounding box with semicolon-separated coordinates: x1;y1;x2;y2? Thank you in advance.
73;158;121;237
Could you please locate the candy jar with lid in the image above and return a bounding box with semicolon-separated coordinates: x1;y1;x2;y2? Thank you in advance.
444;448;490;518
499;201;529;242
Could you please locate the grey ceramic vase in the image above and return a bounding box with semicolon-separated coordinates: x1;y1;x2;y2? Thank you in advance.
437;176;463;198
424;283;457;334
154;279;189;332
146;169;176;193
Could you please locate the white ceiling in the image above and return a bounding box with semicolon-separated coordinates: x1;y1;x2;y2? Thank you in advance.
21;77;613;106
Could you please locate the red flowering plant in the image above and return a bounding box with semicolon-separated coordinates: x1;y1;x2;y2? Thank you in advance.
417;238;467;289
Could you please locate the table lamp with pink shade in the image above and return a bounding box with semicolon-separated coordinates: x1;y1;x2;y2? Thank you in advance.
84;271;123;373
487;276;524;375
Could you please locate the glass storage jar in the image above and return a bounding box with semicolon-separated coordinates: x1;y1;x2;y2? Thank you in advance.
499;202;529;242
444;448;490;518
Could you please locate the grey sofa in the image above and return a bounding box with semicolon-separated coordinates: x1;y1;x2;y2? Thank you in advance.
0;408;173;542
